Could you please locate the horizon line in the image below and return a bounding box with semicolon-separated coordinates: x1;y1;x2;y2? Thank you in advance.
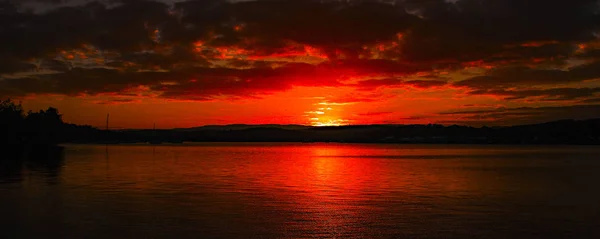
104;118;597;131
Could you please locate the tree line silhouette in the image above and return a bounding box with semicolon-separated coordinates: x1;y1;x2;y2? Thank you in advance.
0;99;96;149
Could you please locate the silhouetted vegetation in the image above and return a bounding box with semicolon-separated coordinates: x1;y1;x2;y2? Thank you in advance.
0;99;96;151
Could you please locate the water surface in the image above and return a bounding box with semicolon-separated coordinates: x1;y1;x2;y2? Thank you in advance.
1;143;600;238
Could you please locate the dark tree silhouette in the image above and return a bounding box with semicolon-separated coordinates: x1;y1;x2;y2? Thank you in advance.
1;98;102;153
23;107;65;145
0;99;25;145
1;99;72;148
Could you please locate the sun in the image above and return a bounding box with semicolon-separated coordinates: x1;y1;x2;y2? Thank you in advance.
306;101;350;126
311;118;349;127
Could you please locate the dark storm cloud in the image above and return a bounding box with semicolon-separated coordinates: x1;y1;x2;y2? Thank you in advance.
399;0;600;62
1;0;598;63
0;59;37;74
454;60;600;101
438;104;600;126
442;104;600;117
153;63;345;100
356;111;393;117
0;0;171;60
12;0;71;3
0;63;343;99
330;59;432;75
404;80;447;89
114;46;208;70
455;61;600;89
487;87;600;101
40;59;72;71
0;68;157;96
355;78;446;90
94;98;140;105
581;97;600;103
1;0;600;108
356;78;405;89
227;0;414;48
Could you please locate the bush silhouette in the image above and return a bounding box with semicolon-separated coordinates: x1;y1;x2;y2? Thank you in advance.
1;99;67;146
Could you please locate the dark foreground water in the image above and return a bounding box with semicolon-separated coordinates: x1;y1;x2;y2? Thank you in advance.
1;143;600;238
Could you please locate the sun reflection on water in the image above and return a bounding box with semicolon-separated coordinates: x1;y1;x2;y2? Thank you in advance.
51;143;563;238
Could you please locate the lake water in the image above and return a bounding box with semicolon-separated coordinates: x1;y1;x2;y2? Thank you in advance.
1;143;600;238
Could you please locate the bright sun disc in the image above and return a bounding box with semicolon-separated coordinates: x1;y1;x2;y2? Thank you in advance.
312;119;348;127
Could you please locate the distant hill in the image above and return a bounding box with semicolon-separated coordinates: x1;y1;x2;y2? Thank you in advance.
173;124;310;131
93;118;600;145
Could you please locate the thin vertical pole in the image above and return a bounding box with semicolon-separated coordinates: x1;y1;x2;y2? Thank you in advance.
106;113;109;130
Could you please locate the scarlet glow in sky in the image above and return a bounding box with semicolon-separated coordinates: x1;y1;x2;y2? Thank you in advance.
2;0;600;128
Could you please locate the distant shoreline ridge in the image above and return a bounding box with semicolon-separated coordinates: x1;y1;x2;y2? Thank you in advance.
88;119;600;145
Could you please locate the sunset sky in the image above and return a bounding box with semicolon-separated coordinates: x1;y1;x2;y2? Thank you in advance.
2;0;600;128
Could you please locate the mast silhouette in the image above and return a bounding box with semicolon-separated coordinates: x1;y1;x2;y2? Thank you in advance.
150;122;162;144
106;113;109;130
